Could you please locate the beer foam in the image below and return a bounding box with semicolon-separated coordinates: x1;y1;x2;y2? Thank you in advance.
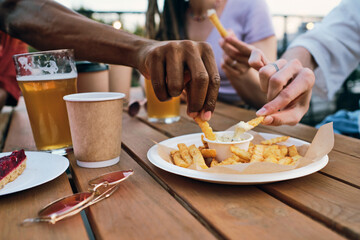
17;72;77;81
18;57;59;74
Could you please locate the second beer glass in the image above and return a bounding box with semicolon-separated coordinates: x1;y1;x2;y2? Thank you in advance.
13;49;77;154
145;78;180;124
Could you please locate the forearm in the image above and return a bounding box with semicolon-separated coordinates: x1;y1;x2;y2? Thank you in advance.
0;0;150;68
281;46;317;70
228;68;267;108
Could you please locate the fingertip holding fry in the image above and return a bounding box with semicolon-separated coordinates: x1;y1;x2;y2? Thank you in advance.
202;111;212;121
263;116;273;125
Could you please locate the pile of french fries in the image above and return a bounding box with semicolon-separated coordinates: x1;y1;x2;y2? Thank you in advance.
170;136;213;169
170;135;302;169
170;116;302;169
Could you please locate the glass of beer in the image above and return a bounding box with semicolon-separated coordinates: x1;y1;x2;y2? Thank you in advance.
13;49;77;154
144;77;180;124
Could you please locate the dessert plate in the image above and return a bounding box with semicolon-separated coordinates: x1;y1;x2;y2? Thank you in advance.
147;132;329;185
0;151;69;196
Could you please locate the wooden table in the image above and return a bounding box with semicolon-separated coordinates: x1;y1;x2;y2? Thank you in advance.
0;96;359;240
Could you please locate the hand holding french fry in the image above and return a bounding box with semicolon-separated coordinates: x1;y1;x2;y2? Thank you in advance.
219;31;256;75
207;9;255;74
248;48;315;126
138;40;220;122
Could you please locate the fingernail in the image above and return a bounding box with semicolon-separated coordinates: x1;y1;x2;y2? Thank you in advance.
256;107;267;116
202;111;211;121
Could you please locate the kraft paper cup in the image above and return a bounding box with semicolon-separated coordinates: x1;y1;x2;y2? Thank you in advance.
204;131;253;162
64;92;125;168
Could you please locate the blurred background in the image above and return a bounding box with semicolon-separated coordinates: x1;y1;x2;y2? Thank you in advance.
51;0;360;127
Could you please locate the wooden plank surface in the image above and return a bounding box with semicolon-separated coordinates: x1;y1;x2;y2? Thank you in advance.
178;103;360;239
260;174;360;240
68;146;216;240
0;106;13;151
121;113;344;240
0;98;88;240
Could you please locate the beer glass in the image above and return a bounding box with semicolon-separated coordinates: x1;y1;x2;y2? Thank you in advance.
13;49;77;154
144;78;180;124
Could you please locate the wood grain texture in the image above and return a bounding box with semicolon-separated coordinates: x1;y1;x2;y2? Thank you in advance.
121;114;344;240
260;174;360;240
179;103;360;238
0;174;88;240
3;99;36;152
0;106;12;151
0;98;88;240
68;149;216;240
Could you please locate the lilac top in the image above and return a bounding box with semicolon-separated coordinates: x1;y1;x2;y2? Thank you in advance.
206;0;275;103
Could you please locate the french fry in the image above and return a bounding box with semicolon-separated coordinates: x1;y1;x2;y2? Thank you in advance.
288;145;299;157
291;155;302;164
278;157;293;165
201;135;209;149
250;145;266;162
279;145;288;157
198;146;206;152
248;142;255;155
171;150;190;168
194;116;216;141
247;116;265;128
210;158;219;167
201;149;217;158
218;154;241;165
189;144;208;169
230;145;251;161
177;143;193;167
264;156;278;164
261;136;290;145
207;9;228;37
263;145;281;159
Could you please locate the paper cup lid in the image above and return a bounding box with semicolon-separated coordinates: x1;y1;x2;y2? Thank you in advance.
63;92;125;102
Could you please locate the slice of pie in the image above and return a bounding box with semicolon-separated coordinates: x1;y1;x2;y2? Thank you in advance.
0;149;27;190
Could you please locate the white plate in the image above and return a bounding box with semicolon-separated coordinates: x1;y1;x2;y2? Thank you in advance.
147;132;328;185
0;151;69;196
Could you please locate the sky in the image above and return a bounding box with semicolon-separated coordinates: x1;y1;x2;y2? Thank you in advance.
55;0;342;37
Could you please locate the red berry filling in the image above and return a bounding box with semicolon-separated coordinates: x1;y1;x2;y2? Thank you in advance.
0;149;26;181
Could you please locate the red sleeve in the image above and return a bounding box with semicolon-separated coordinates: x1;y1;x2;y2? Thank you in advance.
0;31;28;106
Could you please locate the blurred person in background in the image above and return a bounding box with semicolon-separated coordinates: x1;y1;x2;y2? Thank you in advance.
0;0;220;121
0;32;27;111
249;0;360;136
147;0;277;109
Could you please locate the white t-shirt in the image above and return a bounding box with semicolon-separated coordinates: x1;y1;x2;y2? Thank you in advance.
288;0;360;100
